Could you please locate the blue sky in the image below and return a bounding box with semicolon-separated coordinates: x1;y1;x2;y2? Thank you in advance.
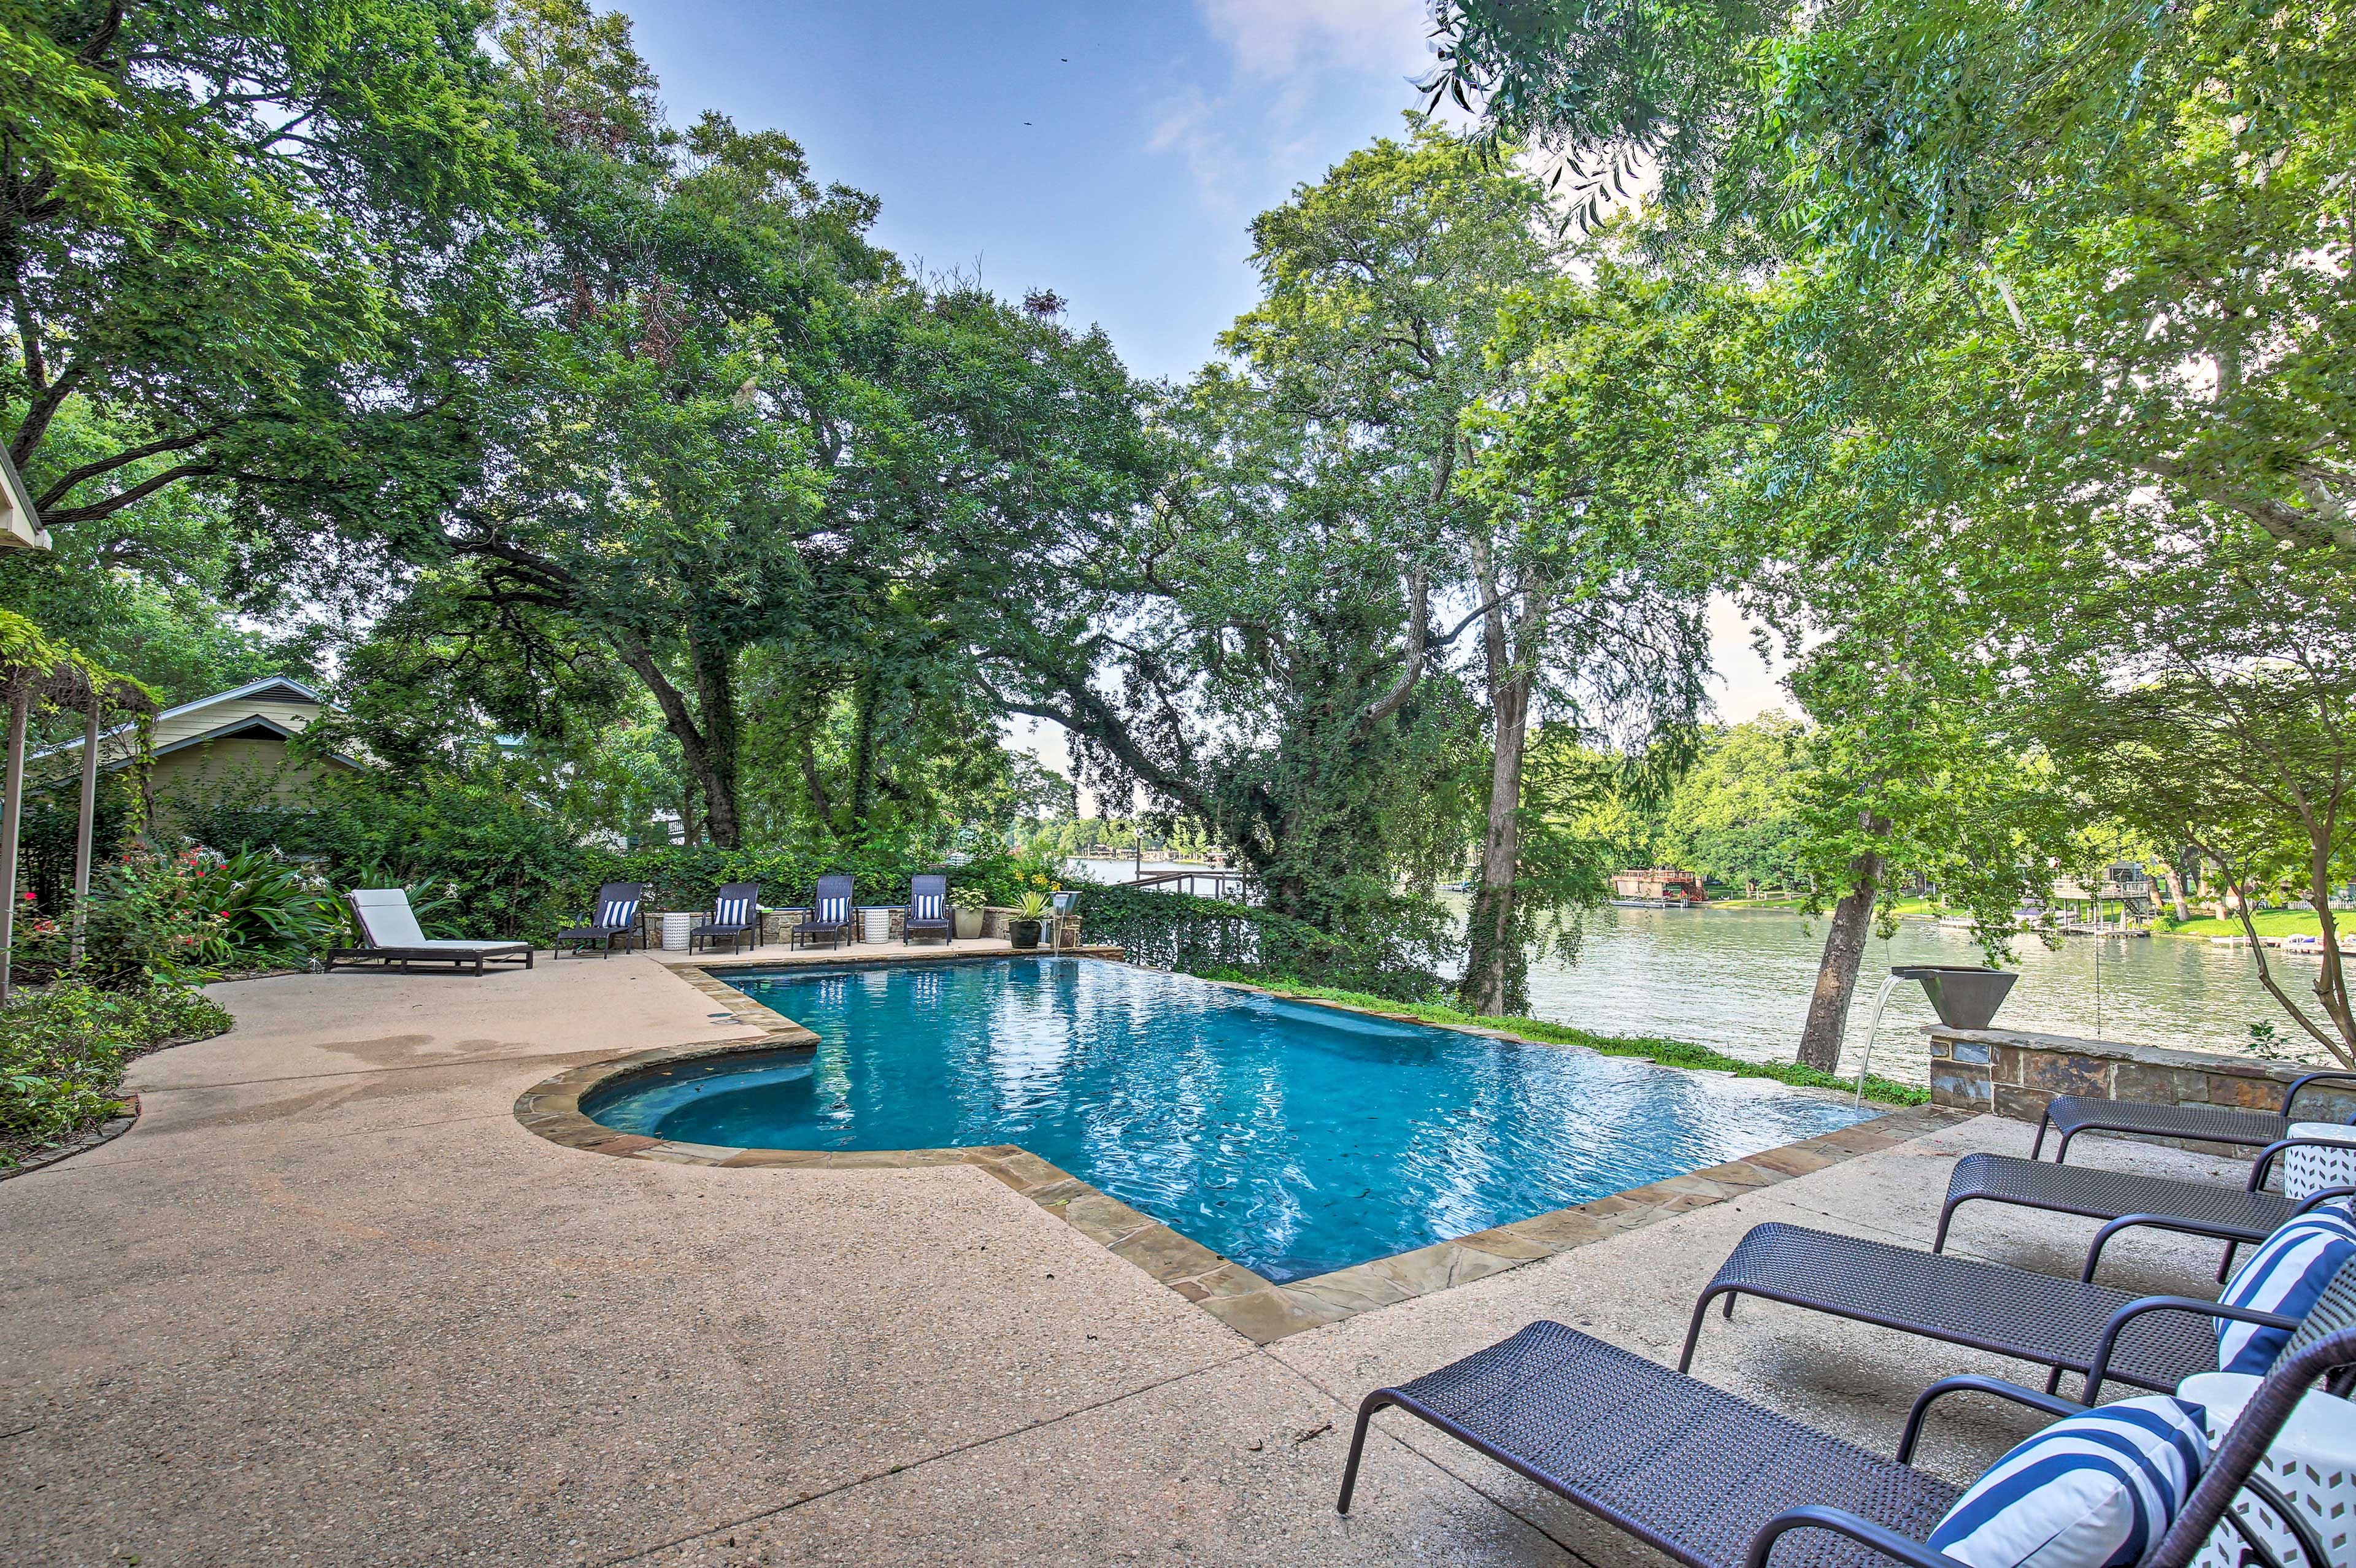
610;0;1439;383
610;0;1788;741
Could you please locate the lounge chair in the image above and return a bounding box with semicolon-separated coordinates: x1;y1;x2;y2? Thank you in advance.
1935;1136;2356;1283
903;874;950;946
2032;1070;2356;1161
689;883;761;955
1337;1272;2356;1568
1679;1221;2304;1398
793;875;853;950
327;888;534;976
556;882;644;958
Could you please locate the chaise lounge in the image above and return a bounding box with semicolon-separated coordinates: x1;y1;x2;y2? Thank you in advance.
556;882;644;958
793;875;854;950
2032;1070;2356;1162
327;888;534;977
1341;1258;2356;1568
690;882;761;955
903;874;951;945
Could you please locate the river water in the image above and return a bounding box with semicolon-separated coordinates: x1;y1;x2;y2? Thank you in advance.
1064;859;2314;1085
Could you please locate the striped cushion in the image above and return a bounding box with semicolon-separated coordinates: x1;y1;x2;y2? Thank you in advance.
2218;1209;2356;1373
713;896;752;927
596;897;639;929
817;896;848;923
1928;1396;2208;1568
912;892;944;920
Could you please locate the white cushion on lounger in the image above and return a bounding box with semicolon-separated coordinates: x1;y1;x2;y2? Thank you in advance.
1927;1395;2208;1568
351;888;429;947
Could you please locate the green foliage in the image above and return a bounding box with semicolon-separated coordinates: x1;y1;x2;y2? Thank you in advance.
1076;885;1445;1001
1207;974;1929;1105
1658;718;1810;893
0;982;233;1166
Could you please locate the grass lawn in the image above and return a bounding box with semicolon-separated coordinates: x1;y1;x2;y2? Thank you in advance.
2158;911;2331;939
1204;972;1929;1107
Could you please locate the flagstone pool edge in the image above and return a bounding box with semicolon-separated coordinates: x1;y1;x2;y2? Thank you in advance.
512;963;1970;1344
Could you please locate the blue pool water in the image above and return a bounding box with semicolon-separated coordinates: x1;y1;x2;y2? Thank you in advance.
588;959;1877;1283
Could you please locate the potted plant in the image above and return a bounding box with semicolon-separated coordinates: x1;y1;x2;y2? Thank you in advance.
1008;890;1052;950
950;885;986;940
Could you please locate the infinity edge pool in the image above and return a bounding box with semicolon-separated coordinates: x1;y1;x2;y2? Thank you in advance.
514;956;1961;1342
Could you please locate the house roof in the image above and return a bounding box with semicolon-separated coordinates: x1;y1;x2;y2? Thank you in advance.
31;675;362;772
0;445;48;551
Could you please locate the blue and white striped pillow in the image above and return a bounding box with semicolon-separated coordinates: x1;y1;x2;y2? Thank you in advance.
1927;1396;2208;1568
2217;1207;2356;1374
597;896;639;929
714;896;752;927
913;891;942;919
818;894;848;923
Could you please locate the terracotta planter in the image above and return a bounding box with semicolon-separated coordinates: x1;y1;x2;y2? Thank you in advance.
1009;918;1042;950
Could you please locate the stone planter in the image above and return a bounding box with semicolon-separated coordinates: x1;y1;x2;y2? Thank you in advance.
952;907;983;939
1009;918;1042;950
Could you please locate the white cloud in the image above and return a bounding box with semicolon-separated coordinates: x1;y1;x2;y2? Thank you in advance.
1195;0;1433;80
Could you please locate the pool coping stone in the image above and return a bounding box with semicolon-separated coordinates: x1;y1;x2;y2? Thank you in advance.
512;957;1971;1344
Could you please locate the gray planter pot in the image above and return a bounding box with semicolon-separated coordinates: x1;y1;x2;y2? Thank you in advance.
1893;964;2019;1030
952;907;983;939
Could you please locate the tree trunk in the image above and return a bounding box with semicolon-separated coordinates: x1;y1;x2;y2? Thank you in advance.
2162;861;2192;923
1460;536;1543;1017
847;666;880;839
1798;848;1885;1072
611;631;742;850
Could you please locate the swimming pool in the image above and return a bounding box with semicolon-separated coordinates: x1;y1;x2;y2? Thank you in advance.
587;958;1878;1283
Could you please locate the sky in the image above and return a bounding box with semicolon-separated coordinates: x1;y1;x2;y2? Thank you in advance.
609;0;1793;780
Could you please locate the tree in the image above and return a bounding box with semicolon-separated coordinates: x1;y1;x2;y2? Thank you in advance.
1659;717;1809;894
2;0;528;575
2025;528;2356;1064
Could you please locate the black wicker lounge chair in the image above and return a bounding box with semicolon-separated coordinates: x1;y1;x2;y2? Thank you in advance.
327;888;533;976
688;883;761;955
556;882;643;958
1338;1280;2356;1568
1679;1221;2300;1398
793;875;854;951
904;874;950;946
2032;1070;2356;1162
1935;1142;2356;1283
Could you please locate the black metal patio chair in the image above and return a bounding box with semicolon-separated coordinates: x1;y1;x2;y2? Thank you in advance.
1679;1221;2303;1399
555;882;644;959
2032;1070;2356;1162
903;874;951;946
688;882;761;955
1934;1140;2356;1283
793;875;854;951
1338;1280;2356;1568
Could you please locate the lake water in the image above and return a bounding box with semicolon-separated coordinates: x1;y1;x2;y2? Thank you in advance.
1063;859;2312;1084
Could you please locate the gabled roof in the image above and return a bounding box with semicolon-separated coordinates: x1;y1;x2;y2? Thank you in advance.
150;676;324;728
29;675;358;771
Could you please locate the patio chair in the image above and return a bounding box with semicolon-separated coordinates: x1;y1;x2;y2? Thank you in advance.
1337;1275;2356;1568
326;888;534;977
689;883;761;955
903;874;951;946
1934;1134;2356;1283
2031;1070;2356;1162
793;875;854;951
556;882;644;958
1677;1220;2327;1399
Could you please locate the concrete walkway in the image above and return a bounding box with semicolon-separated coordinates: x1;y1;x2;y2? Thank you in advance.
1;957;2246;1566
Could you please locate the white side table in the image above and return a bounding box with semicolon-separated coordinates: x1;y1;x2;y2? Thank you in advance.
658;912;695;951
860;907;892;945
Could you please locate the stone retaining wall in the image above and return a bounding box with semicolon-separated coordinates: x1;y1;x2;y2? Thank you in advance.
1926;1024;2355;1143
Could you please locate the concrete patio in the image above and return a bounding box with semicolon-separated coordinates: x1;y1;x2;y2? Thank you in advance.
1;953;2252;1566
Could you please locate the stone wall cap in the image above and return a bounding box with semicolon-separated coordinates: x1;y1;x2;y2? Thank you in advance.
1919;1023;2303;1082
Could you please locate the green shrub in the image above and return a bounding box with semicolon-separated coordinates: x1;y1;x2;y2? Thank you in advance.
0;981;233;1165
